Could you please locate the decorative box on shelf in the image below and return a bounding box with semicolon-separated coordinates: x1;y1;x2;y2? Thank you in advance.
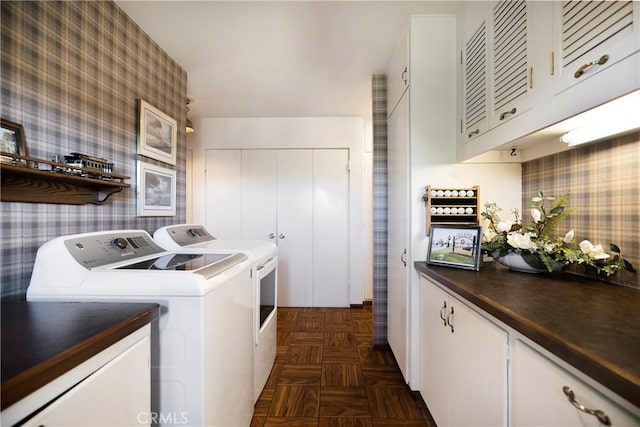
423;185;480;235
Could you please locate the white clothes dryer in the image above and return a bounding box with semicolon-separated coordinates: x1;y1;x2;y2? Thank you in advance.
27;230;254;427
154;224;277;402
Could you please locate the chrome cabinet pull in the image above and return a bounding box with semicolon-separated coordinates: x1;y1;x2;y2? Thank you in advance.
269;233;276;239
401;249;407;267
401;66;408;85
439;301;448;326
446;306;454;333
279;233;285;239
467;129;479;139
562;386;611;426
499;107;517;120
574;54;609;79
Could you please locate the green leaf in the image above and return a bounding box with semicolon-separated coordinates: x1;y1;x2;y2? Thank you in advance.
610;243;621;253
549;206;565;216
521;252;547;270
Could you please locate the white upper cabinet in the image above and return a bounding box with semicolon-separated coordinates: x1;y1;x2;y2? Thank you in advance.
461;0;533;142
488;0;532;128
462;19;489;140
387;29;409;118
553;0;640;94
457;0;640;162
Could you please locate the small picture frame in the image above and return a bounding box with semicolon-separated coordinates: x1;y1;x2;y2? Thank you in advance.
427;225;482;271
1;118;27;162
137;161;176;217
137;100;177;165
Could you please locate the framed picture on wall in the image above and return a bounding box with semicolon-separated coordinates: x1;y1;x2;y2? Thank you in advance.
137;100;177;165
137;160;176;216
1;118;27;163
427;225;482;271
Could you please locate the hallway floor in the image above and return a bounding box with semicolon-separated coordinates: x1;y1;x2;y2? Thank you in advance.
251;305;436;427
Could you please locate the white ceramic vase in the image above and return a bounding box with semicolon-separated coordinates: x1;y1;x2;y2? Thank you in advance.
495;251;565;274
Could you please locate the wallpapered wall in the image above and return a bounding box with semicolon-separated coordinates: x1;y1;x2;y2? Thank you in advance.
1;1;188;300
371;74;387;345
522;132;640;289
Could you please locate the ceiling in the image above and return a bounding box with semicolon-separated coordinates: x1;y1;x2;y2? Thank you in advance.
115;1;461;119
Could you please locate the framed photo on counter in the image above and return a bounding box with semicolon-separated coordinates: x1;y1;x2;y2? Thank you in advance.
427;225;482;271
137;161;176;216
137;100;177;165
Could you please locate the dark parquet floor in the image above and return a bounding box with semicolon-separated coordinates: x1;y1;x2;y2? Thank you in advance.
251;304;437;427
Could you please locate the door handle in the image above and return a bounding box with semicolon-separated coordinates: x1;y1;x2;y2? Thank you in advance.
401;249;407;267
439;301;448;326
562;386;611;425
447;306;454;333
279;233;286;239
269;233;276;239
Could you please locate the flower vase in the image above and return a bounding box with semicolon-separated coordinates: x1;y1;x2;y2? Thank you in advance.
494;252;565;274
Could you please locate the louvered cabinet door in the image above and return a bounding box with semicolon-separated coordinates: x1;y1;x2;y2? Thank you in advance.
488;0;532;128
462;19;489;142
554;0;640;93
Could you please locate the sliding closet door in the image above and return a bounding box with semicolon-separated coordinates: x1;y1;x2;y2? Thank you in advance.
241;150;277;242
204;150;242;239
277;150;313;307
312;149;349;307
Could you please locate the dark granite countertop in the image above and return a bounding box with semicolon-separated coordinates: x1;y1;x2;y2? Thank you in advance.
1;301;159;409
415;261;640;408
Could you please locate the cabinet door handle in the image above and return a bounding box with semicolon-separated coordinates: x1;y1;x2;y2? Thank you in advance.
499;107;517;121
446;306;454;333
401;66;408;85
279;233;286;239
269;233;276;239
439;301;448;326
400;249;407;267
467;129;479;138
574;54;609;79
562;386;611;426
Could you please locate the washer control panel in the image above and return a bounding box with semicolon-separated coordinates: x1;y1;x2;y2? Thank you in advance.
163;225;216;246
63;231;166;269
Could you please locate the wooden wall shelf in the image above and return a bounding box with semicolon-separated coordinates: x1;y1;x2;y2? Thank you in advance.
1;153;130;205
424;185;480;235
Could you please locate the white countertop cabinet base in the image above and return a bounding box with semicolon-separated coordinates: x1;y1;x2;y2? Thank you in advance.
19;327;151;427
511;338;640;427
418;272;640;427
419;275;508;427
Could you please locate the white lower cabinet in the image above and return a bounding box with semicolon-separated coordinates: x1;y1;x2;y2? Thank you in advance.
511;338;640;427
419;275;508;427
24;331;151;426
419;273;640;427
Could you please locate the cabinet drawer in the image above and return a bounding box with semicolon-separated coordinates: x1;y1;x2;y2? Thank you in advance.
511;338;640;427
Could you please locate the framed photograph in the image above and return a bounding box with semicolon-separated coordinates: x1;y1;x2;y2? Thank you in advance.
1;118;27;162
137;100;177;165
137;161;176;216
427;225;482;271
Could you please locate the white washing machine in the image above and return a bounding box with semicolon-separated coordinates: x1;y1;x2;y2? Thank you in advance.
26;230;254;427
153;224;277;403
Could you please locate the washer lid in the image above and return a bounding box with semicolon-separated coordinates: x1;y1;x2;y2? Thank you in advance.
116;252;247;279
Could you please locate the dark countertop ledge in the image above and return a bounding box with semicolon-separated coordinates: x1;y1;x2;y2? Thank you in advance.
1;301;160;410
415;261;640;409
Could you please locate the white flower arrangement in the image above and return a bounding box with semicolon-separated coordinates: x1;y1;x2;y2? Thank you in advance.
481;191;635;276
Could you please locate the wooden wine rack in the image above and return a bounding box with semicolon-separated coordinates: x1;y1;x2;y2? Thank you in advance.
424;185;480;235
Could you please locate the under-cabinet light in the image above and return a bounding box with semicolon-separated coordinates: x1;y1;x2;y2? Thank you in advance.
560;90;640;147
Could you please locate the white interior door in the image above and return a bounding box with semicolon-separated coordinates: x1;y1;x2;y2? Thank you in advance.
386;93;410;379
205;150;242;239
312;149;350;307
277;150;313;307
241;150;277;242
